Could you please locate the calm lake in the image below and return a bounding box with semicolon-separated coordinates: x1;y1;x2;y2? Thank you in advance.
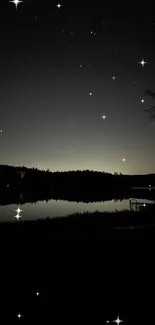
0;196;155;222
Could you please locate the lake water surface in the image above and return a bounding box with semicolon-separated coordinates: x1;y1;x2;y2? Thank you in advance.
0;197;155;222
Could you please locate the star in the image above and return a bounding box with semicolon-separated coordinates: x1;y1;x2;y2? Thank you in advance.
101;114;107;120
14;206;23;220
14;213;22;221
56;2;62;8
112;76;116;80
0;130;2;133
15;206;23;214
138;58;147;67
122;158;126;162
80;64;82;68
141;99;145;103
36;292;40;296
113;315;124;325
89;92;93;96
9;0;23;9
17;313;22;319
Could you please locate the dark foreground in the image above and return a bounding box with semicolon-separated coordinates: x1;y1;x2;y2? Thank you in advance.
0;208;155;324
0;207;155;241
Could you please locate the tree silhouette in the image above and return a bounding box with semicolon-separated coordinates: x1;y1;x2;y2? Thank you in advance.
144;89;155;120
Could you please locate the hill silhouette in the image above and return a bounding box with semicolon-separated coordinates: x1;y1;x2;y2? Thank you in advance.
0;164;155;191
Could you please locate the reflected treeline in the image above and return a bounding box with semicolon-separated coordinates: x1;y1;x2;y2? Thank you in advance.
0;165;155;205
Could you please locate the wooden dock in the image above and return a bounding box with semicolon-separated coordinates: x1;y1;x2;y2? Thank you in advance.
129;199;155;211
130;186;155;190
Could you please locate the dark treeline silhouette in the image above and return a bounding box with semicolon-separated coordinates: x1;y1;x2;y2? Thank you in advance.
0;164;52;189
0;164;155;191
0;164;155;206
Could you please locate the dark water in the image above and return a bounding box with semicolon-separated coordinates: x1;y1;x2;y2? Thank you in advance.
0;196;155;222
0;191;155;323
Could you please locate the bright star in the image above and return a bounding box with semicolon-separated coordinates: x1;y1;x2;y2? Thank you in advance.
112;76;116;80
101;114;107;120
89;92;93;96
0;130;2;133
17;313;22;319
15;206;23;214
9;0;23;9
141;99;145;103
56;2;62;8
113;315;124;325
122;158;126;162
14;213;22;221
14;206;23;220
36;292;40;296
139;58;147;67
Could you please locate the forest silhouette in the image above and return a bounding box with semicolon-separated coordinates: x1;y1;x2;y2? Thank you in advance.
0;164;155;206
1;164;155;190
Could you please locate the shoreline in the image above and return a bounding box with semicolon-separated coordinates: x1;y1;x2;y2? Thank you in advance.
0;209;155;241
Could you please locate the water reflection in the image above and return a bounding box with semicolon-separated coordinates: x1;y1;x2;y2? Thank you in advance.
0;186;155;222
0;197;155;222
130;198;155;210
13;206;23;220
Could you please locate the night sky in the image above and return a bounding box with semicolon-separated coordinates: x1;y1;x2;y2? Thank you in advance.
1;0;155;174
